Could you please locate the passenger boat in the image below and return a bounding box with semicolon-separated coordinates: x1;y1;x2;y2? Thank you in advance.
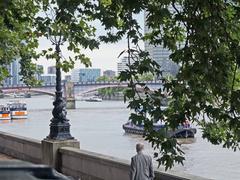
0;105;11;120
85;96;102;102
7;102;28;119
122;121;197;138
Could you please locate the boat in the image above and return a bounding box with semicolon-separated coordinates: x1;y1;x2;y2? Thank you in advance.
0;105;11;120
85;96;102;102
7;101;28;119
122;121;197;138
13;92;31;98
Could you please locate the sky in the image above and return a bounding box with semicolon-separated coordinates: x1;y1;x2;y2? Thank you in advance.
37;12;144;75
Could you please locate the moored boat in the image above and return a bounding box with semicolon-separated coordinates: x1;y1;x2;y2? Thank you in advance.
122;121;197;138
7;102;28;119
0;105;11;120
85;96;102;102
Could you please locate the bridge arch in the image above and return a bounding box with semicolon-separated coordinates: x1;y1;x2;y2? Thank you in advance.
77;84;154;96
1;88;55;96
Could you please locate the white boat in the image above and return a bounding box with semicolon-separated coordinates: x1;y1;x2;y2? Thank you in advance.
85;96;102;102
14;92;31;98
0;105;11;120
7;101;28;119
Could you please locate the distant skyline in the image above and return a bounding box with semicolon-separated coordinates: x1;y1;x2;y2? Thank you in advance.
36;13;144;75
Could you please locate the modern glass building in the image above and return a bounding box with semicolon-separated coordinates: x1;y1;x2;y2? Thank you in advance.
79;68;101;82
144;10;180;76
71;68;101;82
40;74;56;85
3;58;23;86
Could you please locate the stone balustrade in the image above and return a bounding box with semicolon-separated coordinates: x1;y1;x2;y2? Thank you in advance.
0;131;210;180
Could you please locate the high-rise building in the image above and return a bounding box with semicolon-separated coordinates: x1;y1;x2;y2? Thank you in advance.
117;56;133;75
47;66;56;74
103;70;116;78
144;11;179;76
79;68;101;82
3;58;23;86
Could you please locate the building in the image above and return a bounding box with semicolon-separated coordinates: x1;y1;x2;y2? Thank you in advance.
35;65;44;81
117;57;133;75
47;66;56;74
144;11;179;76
79;68;101;82
103;70;116;78
71;69;81;82
3;58;23;86
40;74;56;85
64;75;71;82
71;68;101;82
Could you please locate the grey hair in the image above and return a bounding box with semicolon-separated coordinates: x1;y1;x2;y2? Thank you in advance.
136;143;144;152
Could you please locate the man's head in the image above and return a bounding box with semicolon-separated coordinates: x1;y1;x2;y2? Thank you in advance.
136;143;144;153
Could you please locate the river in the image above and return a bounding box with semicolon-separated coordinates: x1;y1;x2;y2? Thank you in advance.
0;96;239;180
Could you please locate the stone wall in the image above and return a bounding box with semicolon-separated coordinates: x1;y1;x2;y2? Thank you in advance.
0;131;41;163
0;131;210;180
59;147;210;180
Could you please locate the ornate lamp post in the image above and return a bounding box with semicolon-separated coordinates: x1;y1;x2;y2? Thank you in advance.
42;44;79;170
47;45;73;140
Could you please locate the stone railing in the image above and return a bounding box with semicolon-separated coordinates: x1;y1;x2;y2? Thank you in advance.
0;131;210;180
0;131;41;163
59;147;210;180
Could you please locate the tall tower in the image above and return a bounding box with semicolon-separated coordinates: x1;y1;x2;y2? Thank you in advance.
3;58;23;86
144;11;179;76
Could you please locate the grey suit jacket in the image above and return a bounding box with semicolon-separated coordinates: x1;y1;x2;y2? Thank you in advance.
130;152;154;180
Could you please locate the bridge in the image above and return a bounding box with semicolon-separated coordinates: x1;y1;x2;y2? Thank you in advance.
0;81;163;97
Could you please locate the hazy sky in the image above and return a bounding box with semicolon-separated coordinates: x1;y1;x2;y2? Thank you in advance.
37;13;144;74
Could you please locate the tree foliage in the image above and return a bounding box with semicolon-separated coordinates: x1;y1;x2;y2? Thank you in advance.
1;0;240;171
35;0;99;72
96;0;240;170
0;0;40;86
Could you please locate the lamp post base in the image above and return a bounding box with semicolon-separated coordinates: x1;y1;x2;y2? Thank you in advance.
41;139;80;171
47;121;73;140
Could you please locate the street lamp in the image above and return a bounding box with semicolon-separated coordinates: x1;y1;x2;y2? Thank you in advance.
47;45;73;140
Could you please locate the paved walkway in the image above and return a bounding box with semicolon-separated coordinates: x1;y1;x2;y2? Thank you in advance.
0;153;15;160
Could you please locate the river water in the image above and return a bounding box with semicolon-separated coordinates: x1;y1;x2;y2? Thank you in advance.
0;96;239;180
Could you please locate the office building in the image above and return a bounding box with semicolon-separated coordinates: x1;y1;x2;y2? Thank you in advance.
144;11;179;76
117;56;133;75
40;74;56;85
35;65;44;81
71;68;101;82
3;58;23;86
71;69;81;82
47;66;56;74
79;68;101;82
103;70;116;78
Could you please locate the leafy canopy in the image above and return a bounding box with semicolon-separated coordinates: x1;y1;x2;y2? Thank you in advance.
0;0;40;86
1;0;240;171
97;0;240;170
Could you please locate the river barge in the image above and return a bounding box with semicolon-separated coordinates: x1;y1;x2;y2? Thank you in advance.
122;122;197;138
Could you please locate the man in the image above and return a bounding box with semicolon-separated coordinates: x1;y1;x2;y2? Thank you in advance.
130;143;154;180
